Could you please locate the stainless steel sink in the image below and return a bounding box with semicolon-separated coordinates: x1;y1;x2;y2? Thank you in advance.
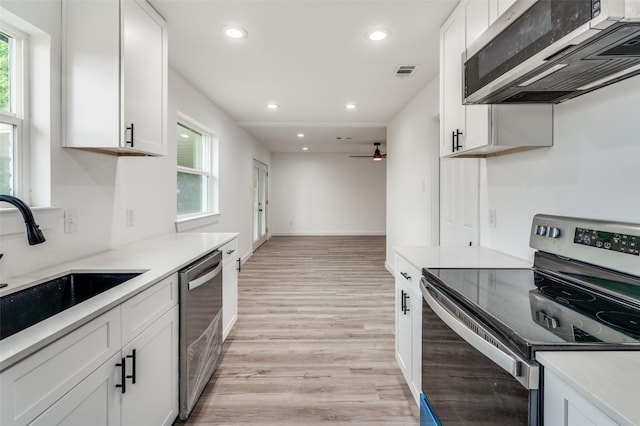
0;272;141;340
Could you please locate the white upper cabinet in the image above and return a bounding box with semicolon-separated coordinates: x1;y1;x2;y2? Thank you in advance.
63;0;168;156
440;0;553;158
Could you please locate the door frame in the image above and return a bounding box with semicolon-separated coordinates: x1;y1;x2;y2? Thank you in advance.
252;159;269;251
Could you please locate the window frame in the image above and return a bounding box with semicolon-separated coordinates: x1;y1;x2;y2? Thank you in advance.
0;23;27;199
176;113;219;224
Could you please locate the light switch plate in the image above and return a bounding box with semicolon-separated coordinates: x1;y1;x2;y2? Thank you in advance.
489;209;497;228
64;209;78;233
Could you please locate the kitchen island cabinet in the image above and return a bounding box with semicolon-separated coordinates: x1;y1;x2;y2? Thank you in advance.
439;0;552;158
63;0;168;156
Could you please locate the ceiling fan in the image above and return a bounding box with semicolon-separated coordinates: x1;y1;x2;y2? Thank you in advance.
349;142;387;161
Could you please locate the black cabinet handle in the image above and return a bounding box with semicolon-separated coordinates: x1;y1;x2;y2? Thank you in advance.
126;349;136;385
226;249;235;255
453;129;463;151
400;289;405;313
126;123;135;147
400;272;411;280
451;130;456;153
116;357;126;393
237;258;241;272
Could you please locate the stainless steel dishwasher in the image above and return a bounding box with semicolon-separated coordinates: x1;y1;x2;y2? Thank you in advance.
178;250;223;420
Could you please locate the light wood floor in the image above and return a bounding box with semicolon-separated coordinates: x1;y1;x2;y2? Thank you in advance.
181;236;419;425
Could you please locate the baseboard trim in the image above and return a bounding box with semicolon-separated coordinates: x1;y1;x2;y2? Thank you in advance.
270;232;387;237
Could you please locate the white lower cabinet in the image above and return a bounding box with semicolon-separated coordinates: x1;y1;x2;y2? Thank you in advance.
544;369;618;426
31;353;122;426
394;253;422;406
121;306;178;426
0;274;179;426
222;238;239;340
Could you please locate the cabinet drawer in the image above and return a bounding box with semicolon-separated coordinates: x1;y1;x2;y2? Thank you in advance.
396;255;421;289
221;239;238;265
121;273;178;344
0;308;121;426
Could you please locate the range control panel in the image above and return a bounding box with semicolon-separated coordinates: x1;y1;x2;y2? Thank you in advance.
574;228;639;256
529;214;640;277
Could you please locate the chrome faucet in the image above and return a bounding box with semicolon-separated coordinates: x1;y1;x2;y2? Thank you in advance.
0;195;46;245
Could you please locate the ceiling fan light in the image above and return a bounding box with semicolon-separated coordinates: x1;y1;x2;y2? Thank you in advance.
373;156;383;161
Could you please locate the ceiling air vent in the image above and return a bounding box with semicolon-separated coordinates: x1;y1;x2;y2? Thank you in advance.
395;65;417;78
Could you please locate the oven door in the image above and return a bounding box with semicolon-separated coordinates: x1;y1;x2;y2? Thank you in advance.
420;278;539;426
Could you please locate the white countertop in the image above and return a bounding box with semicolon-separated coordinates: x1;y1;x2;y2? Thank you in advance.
0;232;237;371
537;351;640;426
394;245;532;270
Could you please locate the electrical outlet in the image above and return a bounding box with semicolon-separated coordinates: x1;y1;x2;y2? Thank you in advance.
64;209;78;233
126;209;135;227
488;209;497;228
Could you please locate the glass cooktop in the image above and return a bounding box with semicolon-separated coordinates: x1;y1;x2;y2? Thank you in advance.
422;268;640;359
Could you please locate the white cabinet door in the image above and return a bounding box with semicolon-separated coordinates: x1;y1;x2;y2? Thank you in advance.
30;353;122;426
544;369;618;426
408;287;422;405
122;0;167;155
396;283;412;377
63;0;167;156
440;4;466;157
223;259;239;340
462;0;491;153
121;306;179;426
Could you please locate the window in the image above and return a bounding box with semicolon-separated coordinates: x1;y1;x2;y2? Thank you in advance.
0;27;23;196
176;118;218;218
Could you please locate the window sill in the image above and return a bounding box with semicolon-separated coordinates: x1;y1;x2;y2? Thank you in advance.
175;212;220;233
0;206;62;237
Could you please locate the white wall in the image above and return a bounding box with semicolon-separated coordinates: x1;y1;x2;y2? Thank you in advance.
0;0;270;280
385;78;440;268
270;153;385;235
479;75;640;261
167;69;271;259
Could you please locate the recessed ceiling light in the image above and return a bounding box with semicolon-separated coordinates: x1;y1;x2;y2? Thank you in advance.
224;26;248;39
345;103;357;110
267;103;280;110
302;147;309;151
297;133;305;138
367;29;390;42
180;134;189;139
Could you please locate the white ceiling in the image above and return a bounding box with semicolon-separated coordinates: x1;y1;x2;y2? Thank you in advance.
150;0;457;155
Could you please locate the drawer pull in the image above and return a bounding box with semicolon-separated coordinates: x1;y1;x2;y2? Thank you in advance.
116;357;126;393
400;272;411;280
126;349;137;384
226;249;235;255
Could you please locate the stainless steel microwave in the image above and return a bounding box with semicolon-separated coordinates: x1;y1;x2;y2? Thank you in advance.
463;0;640;104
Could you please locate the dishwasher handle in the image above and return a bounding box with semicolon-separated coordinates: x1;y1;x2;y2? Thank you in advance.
188;261;222;291
421;277;538;390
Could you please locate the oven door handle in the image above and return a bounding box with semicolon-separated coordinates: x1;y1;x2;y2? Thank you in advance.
421;279;538;390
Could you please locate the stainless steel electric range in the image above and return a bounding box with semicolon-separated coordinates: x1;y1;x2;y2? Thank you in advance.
420;214;640;426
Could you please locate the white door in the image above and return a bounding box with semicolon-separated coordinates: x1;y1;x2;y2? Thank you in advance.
252;160;268;251
440;158;479;246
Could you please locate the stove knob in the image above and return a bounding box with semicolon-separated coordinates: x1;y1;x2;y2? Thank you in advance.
535;225;548;236
548;227;561;239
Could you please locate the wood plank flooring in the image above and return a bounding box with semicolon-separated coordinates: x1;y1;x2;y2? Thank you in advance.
180;236;419;425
